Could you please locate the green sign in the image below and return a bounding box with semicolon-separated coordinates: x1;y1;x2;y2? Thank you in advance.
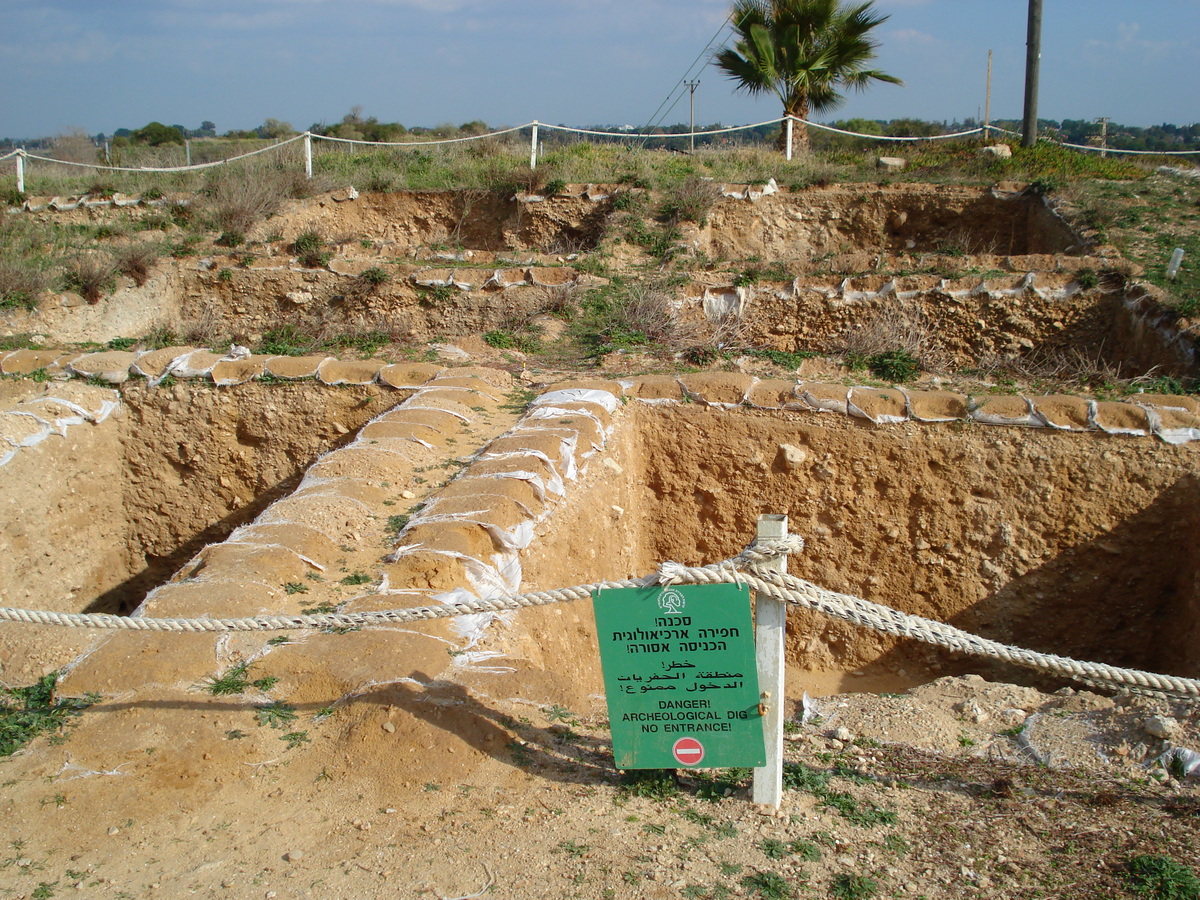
593;583;765;769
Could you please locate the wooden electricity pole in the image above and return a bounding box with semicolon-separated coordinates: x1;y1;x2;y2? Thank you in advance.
1022;0;1043;147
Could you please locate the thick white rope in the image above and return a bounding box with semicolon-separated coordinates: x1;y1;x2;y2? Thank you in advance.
542;118;789;140
18;134;306;174
1;537;1196;701
802;121;984;142
311;126;526;148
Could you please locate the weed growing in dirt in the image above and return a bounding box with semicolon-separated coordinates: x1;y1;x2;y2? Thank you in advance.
867;349;919;383
484;329;540;353
202;662;279;696
339;572;371;586
830;873;879;900
283;581;308;594
659;175;722;226
0;673;99;757
281;731;310;749
781;761;896;826
740;871;792;899
62;255;116;304
255;701;298;730
1124;855;1200;900
619;769;679;800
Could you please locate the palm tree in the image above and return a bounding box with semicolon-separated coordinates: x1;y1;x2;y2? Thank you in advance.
713;0;902;150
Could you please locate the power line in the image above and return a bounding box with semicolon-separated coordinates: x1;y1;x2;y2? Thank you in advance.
637;12;733;144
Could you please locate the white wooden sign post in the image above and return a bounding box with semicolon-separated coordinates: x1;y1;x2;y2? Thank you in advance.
752;513;787;808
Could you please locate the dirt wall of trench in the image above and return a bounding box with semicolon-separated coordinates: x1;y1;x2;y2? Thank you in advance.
698;185;1079;263
630;404;1200;683
0;382;403;627
261;190;613;254
109;382;402;614
733;275;1119;366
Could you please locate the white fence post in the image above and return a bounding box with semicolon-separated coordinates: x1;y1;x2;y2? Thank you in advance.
530;122;539;170
304;132;313;180
752;513;787;808
785;118;794;161
15;152;24;195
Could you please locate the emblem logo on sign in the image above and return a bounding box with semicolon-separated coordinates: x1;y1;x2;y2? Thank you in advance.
658;587;686;615
672;737;705;766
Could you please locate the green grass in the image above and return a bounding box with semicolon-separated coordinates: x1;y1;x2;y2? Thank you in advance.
1;673;99;758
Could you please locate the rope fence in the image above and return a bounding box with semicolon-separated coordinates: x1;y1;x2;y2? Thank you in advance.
5;117;1198;194
3;536;1198;702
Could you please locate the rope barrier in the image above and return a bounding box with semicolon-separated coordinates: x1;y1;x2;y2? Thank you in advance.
2;535;1196;702
310;126;527;148
541;118;789;140
802;121;985;142
18;134;307;174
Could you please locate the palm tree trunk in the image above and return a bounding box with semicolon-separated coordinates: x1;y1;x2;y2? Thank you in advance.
779;95;811;153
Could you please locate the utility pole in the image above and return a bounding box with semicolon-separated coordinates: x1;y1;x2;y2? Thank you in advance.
685;80;700;153
984;49;993;142
1096;117;1109;157
1022;0;1043;147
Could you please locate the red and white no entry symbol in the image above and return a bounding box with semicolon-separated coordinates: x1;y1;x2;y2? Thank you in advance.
672;736;705;767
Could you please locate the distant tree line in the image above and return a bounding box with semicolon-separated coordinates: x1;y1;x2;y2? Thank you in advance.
4;113;1197;155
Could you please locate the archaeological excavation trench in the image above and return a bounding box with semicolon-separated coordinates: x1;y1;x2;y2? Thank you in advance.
4;362;1200;720
2;180;1199;738
18;183;1196;379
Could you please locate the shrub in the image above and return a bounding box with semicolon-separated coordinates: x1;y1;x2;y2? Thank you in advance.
63;255;117;304
0;259;48;310
574;280;701;356
113;243;160;286
292;229;324;254
359;266;389;286
868;349;920;382
659;175;722;226
203;170;287;234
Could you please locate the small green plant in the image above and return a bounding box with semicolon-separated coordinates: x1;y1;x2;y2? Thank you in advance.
281;731;310;749
1075;266;1099;290
759;838;791;860
256;701;298;730
359;266;389;286
830;873;879;900
339;572;371;586
544;704;577;723
867;349;919;383
619;769;679;800
284;581;308;595
1125;855;1200;900
791;840;821;861
203;662;252;695
0;673;98;757
556;839;589;858
31;881;58;900
292;230;323;254
225;729;248;740
386;514;410;534
215;230;244;248
217;267;234;283
740;871;792;900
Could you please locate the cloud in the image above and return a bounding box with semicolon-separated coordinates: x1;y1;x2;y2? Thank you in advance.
888;28;938;47
1084;21;1183;63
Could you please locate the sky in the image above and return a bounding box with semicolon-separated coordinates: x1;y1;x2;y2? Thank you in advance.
1;0;1198;141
